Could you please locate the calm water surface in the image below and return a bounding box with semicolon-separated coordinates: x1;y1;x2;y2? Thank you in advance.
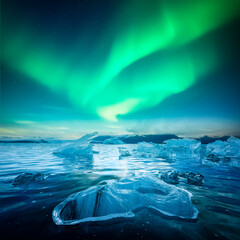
0;143;239;240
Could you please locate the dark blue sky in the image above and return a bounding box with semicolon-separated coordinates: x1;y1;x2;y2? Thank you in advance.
1;0;240;138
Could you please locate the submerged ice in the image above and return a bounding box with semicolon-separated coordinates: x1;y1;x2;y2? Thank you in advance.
12;173;45;186
52;174;198;225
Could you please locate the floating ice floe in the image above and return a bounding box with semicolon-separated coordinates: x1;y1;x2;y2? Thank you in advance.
160;171;204;186
53;132;97;159
118;147;131;159
204;136;240;167
12;173;45;186
52;174;199;225
103;137;124;144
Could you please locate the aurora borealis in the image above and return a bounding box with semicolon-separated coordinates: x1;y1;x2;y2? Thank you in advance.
1;0;240;138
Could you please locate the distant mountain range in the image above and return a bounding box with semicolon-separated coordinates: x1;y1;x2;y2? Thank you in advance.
91;134;179;144
91;134;234;144
195;135;230;144
0;135;238;144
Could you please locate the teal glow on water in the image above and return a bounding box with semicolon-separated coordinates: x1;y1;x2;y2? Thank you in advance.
0;143;239;240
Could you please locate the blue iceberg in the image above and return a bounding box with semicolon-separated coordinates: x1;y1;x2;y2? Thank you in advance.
204;136;240;167
53;132;97;159
103;137;124;144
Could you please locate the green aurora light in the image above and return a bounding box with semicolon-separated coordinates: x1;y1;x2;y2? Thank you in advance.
2;0;240;121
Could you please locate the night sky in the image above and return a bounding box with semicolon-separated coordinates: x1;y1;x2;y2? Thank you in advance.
1;0;240;138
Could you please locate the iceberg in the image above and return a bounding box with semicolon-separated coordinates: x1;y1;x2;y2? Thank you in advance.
136;142;162;158
162;138;201;154
226;136;240;157
204;136;240;167
53;132;97;159
118;147;131;159
103;137;124;144
135;139;201;159
52;174;198;225
205;140;228;157
206;136;240;158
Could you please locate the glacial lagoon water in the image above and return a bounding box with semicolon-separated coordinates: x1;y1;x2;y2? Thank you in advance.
0;143;240;240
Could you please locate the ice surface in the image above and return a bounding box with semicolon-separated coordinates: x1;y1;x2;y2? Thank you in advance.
118;147;131;159
52;174;198;225
204;136;240;167
53;132;97;159
103;137;124;144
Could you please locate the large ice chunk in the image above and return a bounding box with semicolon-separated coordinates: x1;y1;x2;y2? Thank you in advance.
136;139;201;159
163;138;201;154
103;137;124;144
223;136;240;157
53;132;97;159
204;136;240;167
52;174;198;225
136;142;162;158
206;136;240;157
205;140;228;157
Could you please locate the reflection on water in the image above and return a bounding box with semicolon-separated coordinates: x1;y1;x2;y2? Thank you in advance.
0;143;239;240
